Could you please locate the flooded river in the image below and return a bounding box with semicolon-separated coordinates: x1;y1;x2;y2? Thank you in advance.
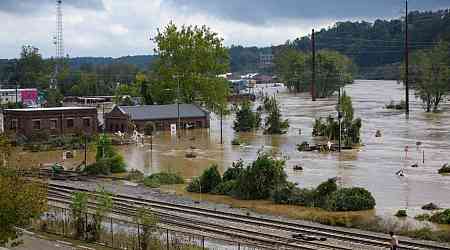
121;80;450;216
17;80;450;217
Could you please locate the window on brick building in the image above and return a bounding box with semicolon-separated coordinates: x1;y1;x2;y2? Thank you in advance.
50;119;57;130
66;119;74;128
83;118;91;127
32;120;41;130
10;119;18;130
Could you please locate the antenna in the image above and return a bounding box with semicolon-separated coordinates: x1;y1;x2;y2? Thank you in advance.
51;0;64;89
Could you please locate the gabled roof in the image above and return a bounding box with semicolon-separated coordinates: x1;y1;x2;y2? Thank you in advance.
117;104;209;121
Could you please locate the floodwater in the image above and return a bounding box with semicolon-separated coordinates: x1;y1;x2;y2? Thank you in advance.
15;80;450;217
120;80;450;217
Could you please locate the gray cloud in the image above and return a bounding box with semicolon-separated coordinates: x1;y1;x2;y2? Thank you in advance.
165;0;450;25
0;0;104;14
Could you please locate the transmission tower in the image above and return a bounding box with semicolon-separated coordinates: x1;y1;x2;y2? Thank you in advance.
51;0;64;89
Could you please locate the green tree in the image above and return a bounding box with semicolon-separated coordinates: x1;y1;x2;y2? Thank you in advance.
233;101;261;132
151;22;230;109
234;152;287;200
91;187;112;241
0;169;47;246
46;88;64;107
0;134;12;168
199;165;222;193
16;45;52;88
70;192;89;240
263;96;289;134
274;48;354;97
405;41;450;112
134;207;159;250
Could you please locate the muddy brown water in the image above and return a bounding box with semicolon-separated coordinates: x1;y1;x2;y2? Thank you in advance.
13;80;450;218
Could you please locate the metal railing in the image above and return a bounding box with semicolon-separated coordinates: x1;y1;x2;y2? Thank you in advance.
38;205;269;250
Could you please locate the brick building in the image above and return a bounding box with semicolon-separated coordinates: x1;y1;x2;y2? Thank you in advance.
3;107;98;139
105;104;210;133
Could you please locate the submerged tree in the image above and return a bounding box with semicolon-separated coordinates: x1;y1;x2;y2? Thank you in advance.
404;41;450;112
233;101;261;132
91;187;113;242
70;192;89;240
312;91;361;147
263;96;289;134
275;48;354;97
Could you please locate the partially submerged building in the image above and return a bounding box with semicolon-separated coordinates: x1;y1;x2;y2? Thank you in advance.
3;107;98;139
105;104;210;133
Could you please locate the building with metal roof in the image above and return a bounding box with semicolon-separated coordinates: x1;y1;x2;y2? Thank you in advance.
105;104;210;133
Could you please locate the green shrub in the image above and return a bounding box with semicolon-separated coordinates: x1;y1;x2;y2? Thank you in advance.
143;178;162;188
233;101;261;132
438;164;450;174
430;209;450;224
199;165;222;193
234;153;287;200
109;155;127;173
395;209;408;217
231;138;241;146
415;214;431;221
84;159;111;175
144;173;184;187
211;180;237;195
222;160;244;182
186;177;201;193
326;187;376;211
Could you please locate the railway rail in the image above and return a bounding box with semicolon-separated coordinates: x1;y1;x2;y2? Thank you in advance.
47;183;450;250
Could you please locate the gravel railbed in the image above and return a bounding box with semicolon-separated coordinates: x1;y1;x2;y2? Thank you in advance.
50;179;449;250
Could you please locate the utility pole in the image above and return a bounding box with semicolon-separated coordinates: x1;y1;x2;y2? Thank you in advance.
177;76;181;138
404;0;410;117
311;29;316;101
338;88;342;152
220;106;223;145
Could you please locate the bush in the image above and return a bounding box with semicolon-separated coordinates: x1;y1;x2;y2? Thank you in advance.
415;214;431;221
395;209;408;217
144;173;184;188
109;155;127;173
186;177;201;193
234;153;287;200
84;155;127;175
326;187;376;211
438;164;450;174
233;101;261;132
211;180;237;195
84;159;111;175
222;160;244;182
231;138;242;146
430;209;450;224
199;165;222;193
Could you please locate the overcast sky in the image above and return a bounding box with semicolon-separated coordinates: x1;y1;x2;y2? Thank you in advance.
1;0;449;59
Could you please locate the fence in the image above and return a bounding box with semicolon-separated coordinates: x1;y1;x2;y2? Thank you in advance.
37;206;269;250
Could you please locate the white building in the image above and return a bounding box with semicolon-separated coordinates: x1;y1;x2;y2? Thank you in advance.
0;89;20;104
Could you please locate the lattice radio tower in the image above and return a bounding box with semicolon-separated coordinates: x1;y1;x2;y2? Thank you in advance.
51;0;64;89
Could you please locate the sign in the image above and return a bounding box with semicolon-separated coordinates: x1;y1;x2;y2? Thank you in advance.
170;124;177;136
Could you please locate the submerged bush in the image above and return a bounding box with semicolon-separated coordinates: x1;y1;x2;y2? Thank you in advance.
222;160;244;182
234;153;287;200
144;172;184;188
430;209;450;224
326;187;376;211
186;177;201;193
395;209;408;217
199;165;222;193
211;180;237;195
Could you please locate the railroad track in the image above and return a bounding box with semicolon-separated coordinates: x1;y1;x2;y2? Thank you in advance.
47;183;450;250
48;191;343;250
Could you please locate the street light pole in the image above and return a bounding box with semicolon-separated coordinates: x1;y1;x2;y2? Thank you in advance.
338;88;342;152
177;76;181;138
